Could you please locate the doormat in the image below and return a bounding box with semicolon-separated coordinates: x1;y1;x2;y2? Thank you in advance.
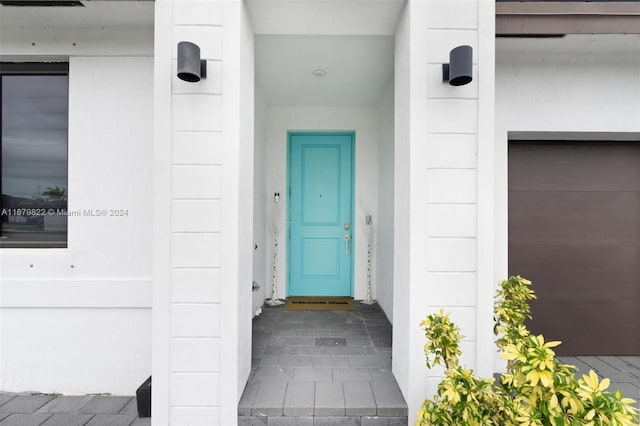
285;297;355;311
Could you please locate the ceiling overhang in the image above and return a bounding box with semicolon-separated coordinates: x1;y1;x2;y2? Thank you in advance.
497;1;640;35
246;0;406;36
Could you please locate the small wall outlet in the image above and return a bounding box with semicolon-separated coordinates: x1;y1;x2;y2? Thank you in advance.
274;193;280;203
366;215;373;225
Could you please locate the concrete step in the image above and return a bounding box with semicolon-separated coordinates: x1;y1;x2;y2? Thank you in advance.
238;415;409;426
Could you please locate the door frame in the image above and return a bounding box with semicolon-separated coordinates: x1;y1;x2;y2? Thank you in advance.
286;130;356;297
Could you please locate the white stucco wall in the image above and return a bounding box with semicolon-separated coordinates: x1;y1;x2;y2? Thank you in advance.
265;107;380;302
252;88;268;316
376;81;395;320
494;33;640;371
0;56;153;394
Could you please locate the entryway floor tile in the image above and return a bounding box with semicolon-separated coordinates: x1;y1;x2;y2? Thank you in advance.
239;301;408;423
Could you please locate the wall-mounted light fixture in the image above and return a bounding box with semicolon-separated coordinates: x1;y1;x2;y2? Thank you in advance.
442;45;472;86
177;41;207;83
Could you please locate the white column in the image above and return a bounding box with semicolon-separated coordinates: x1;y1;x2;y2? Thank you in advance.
393;0;495;419
152;1;254;425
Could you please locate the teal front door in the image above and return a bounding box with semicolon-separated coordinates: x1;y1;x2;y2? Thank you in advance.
288;132;354;296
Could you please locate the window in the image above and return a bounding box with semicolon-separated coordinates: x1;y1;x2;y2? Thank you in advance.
1;63;69;248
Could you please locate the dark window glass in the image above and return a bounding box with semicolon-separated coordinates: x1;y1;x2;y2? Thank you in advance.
1;64;69;248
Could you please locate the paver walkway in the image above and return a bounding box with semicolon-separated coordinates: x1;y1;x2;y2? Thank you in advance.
557;355;640;411
2;311;638;426
238;301;408;426
0;394;149;426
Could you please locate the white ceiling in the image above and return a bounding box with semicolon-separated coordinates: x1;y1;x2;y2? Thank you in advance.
255;35;395;107
248;0;403;107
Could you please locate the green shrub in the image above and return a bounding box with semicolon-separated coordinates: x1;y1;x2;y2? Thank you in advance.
416;276;639;426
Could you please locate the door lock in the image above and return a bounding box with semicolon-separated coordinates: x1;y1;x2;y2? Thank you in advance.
344;222;350;230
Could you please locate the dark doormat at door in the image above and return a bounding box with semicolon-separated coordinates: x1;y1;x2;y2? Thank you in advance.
285;296;355;311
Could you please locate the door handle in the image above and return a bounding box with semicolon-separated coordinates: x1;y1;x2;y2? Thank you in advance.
344;234;351;255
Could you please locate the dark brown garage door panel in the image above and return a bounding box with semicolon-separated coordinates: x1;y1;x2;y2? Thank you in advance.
510;244;640;301
530;301;640;355
509;142;640;192
509;191;640;246
509;141;640;355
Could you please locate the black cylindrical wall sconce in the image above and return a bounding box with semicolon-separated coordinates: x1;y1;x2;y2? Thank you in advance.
177;41;207;83
442;45;473;86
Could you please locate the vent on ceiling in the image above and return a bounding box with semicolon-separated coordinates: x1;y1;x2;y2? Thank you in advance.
1;0;84;6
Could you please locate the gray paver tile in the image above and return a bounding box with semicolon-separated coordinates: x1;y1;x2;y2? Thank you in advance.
283;382;315;416
272;328;303;337
264;346;297;356
239;381;260;416
343;381;376;416
292;368;332;382
251;367;294;382
37;396;93;414
84;414;136;426
311;329;344;338
0;395;57;414
619;357;640;370
370;369;395;382
309;347;335;356
129;419;150;426
609;382;640;408
117;399;138;416
599;356;639;372
316;338;347;347
370;382;407;417
238;416;267;426
271;337;315;347
267;416;313;426
40;413;95;426
376;348;392;358
0;395;18;407
379;355;392;369
314;382;344;416
0;413;52;426
333;368;372;382
79;398;132;415
246;302;420;424
333;346;377;356
361;417;408;426
372;338;392;348
313;417;360;426
577;356;620;375
602;372;640;382
297;347;330;356
252;381;287;417
347;338;373;346
259;355;279;368
344;329;372;338
314;356;349;368
0;414;9;422
277;355;314;368
349;356;382;369
366;326;391;338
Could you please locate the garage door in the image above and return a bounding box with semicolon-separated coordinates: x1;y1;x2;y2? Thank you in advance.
509;141;640;355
